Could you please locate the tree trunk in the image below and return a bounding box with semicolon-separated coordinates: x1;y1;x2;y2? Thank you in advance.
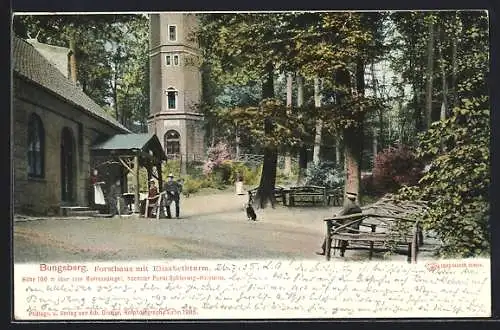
335;140;341;169
439;24;448;122
296;74;307;185
451;13;459;111
414;81;424;133
425;18;435;128
344;127;363;203
283;72;293;177
235;132;241;160
313;77;323;165
410;39;424;134
370;61;378;165
342;60;365;205
256;62;277;209
69;37;78;84
133;154;140;213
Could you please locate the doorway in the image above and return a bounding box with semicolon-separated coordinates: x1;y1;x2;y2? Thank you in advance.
61;127;76;204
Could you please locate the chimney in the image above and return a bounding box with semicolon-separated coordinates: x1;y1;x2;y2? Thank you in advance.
68;38;78;84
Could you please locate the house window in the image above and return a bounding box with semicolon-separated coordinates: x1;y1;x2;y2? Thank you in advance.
166;88;177;110
168;25;177;42
173;54;179;66
165;130;180;155
166;55;171;66
27;113;45;178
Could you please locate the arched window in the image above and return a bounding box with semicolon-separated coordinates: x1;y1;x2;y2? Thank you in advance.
164;130;180;156
27;113;45;178
166;87;178;110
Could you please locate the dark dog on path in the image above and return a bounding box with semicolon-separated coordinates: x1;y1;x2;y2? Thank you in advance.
245;203;257;221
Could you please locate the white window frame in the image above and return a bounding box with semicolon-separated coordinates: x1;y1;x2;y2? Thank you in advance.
166;87;178;110
173;54;179;66
168;24;177;42
165;55;171;66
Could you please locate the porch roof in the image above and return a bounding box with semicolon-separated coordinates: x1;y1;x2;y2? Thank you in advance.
91;133;167;161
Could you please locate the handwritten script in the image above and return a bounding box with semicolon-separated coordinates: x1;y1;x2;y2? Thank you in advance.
14;259;490;319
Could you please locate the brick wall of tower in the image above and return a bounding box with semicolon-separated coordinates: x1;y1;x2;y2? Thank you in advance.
149;13;205;159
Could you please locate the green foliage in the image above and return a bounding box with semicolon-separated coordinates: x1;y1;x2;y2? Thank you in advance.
182;177;203;195
162;161;181;179
305;161;345;189
197;12;387;151
205;160;262;187
398;96;490;257
13;14;150;131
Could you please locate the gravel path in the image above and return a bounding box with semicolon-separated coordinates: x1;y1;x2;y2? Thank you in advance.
13;191;440;263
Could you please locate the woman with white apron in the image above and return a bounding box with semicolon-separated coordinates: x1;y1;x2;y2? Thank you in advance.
91;169;106;206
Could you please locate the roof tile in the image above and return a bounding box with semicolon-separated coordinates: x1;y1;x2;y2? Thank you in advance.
12;36;129;132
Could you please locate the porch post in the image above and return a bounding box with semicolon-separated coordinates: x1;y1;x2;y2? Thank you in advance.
146;162;152;188
133;153;140;213
158;161;163;191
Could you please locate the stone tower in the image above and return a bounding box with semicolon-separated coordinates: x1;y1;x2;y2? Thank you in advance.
149;13;205;172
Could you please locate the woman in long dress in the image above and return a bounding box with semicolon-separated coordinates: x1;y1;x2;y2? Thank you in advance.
91;169;106;206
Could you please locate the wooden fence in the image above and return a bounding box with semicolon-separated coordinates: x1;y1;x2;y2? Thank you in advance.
166;153;298;169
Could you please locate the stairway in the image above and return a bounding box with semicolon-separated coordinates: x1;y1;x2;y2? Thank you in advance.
59;206;100;217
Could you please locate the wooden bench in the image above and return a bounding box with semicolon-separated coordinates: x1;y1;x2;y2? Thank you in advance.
248;186;285;204
288;185;327;206
323;195;427;263
326;187;343;206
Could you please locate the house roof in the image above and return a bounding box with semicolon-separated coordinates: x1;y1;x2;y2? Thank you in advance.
26;39;71;78
12;36;129;133
92;133;167;160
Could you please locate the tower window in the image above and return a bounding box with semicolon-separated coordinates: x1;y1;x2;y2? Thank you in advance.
168;25;177;42
166;88;177;110
173;55;179;66
166;55;171;66
165;130;180;156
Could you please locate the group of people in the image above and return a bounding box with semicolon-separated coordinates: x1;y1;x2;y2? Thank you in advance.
90;169;183;218
146;173;183;218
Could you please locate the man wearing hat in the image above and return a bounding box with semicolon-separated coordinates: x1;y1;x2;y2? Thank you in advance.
317;191;362;255
163;173;183;218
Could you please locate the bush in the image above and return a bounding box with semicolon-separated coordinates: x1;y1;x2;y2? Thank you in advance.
360;173;376;196
398;96;490;257
212;160;233;185
305;161;344;189
372;145;424;193
203;142;231;176
182;177;203;195
163;160;181;178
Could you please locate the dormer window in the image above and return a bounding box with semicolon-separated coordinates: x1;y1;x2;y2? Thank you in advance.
168;25;177;42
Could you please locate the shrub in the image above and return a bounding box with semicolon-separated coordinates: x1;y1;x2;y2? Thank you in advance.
203;142;231;176
163;160;181;178
305;161;344;189
372;145;424;193
182;177;203;195
187;161;204;178
398;96;490;257
360;173;376;196
212;160;233;185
